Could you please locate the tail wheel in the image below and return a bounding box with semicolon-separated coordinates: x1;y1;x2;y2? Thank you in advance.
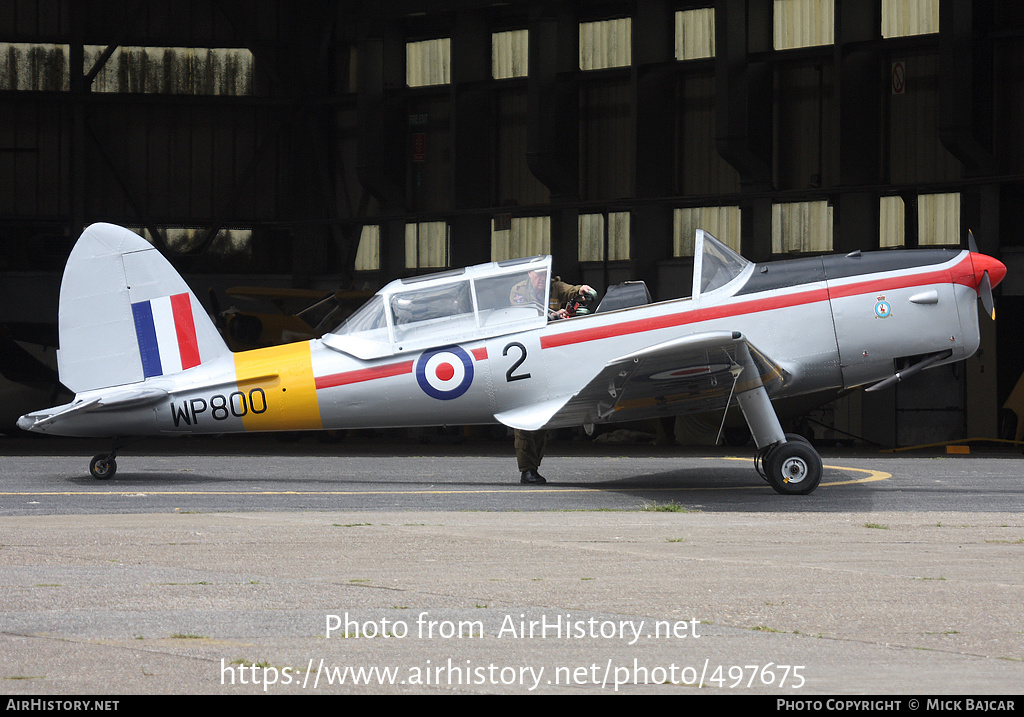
765;441;821;495
89;454;117;480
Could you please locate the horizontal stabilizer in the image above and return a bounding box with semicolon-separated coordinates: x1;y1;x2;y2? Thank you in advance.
16;387;168;431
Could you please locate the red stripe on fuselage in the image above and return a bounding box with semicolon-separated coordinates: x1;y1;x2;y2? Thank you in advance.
315;360;414;390
540;289;830;349
313;346;489;390
541;255;972;350
827;261;972;298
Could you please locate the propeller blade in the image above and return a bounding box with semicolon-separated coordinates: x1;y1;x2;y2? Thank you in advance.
980;270;995;320
967;231;1000;320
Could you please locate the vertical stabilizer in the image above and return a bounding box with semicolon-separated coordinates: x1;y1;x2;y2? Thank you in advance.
57;223;228;393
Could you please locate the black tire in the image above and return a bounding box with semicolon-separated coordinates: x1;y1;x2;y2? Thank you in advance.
754;444;774;481
765;441;821;495
90;455;116;480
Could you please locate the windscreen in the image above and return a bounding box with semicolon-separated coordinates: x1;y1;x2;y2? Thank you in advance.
699;231;750;295
331;294;387;341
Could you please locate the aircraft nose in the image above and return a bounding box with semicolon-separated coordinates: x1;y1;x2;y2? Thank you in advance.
972;252;1007;289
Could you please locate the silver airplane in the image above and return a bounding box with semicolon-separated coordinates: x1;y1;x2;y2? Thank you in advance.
18;222;1006;494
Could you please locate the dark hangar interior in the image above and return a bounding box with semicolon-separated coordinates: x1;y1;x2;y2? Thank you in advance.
3;0;1024;447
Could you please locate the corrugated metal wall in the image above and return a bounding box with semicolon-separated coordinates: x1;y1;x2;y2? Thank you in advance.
2;0;1023;277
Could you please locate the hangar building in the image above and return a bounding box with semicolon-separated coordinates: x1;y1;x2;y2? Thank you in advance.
2;0;1023;446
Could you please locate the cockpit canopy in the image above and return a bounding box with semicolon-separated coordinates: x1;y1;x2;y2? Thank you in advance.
323;255;552;359
692;229;752;299
322;230;750;360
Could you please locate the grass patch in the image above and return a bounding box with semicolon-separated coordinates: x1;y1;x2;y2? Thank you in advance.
641;501;697;513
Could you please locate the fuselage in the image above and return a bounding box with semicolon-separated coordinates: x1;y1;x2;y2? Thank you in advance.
29;246;994;438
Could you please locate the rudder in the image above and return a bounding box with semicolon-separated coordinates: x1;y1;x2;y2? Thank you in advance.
57;223;228;393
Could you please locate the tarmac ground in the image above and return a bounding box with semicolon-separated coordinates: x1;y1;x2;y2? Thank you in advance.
1;432;1022;696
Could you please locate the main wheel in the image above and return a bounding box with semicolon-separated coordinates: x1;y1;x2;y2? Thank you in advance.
754;444;774;481
765;441;821;495
89;454;117;480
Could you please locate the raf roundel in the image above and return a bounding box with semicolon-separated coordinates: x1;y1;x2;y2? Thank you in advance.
416;346;474;400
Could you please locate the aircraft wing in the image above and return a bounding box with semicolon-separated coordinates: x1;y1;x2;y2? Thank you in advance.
495;331;787;430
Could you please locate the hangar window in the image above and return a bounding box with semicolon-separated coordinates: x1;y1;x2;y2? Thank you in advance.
0;43;252;94
879;196;906;248
0;44;253;94
407;38;451;87
882;0;939;38
881;193;960;247
772;200;833;254
0;43;69;90
87;46;252;95
675;8;715;60
491;215;550;261
406;221;450;269
773;0;834;50
131;226;252;259
918;193;960;246
674;206;741;256
493;30;528;79
579;212;630;262
579;18;631;70
354;225;380;272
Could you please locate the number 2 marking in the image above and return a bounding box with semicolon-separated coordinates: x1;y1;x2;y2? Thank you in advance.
503;342;531;382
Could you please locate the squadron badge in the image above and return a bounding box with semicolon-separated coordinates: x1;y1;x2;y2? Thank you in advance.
874;296;892;319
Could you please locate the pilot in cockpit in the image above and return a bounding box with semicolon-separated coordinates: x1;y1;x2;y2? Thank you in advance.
510;270;597;321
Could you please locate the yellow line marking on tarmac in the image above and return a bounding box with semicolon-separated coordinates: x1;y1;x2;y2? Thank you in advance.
717;456;891;488
6;489;593;496
2;459;890;496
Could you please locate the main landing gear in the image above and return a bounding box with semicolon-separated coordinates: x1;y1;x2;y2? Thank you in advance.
754;434;822;495
735;376;823;495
